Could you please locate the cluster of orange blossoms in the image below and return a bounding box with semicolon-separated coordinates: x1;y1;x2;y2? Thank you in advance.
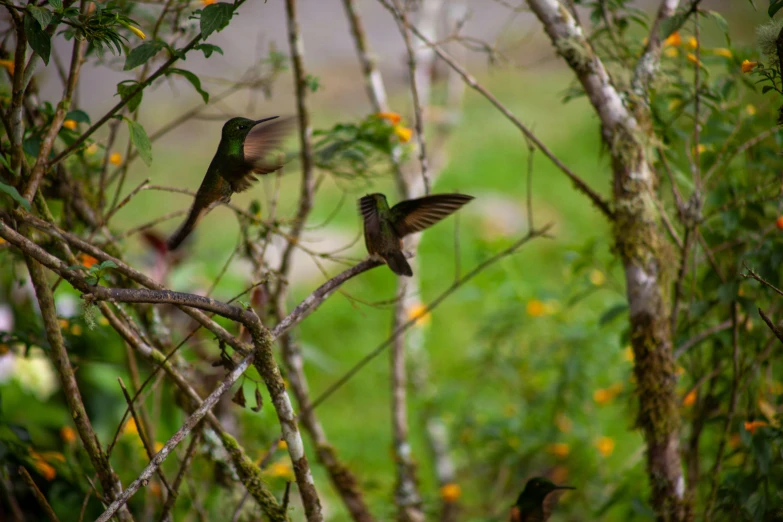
376;112;413;143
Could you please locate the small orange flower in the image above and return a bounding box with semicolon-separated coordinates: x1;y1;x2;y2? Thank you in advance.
70;324;82;336
202;0;217;4
741;60;758;73
682;390;697;407
776;216;783;231
595;437;615;457
78;253;98;268
30;451;57;481
62;120;78;130
440;483;461;502
546;443;570;458
376;111;402;124
393;125;412;143
60;426;77;443
663;32;681;47
744;420;768;435
593;388;612;405
267;462;294;479
278;439;288;451
154;441;164;453
407;303;431;326
109;152;122;165
0;59;14;75
122;418;139;436
714;48;732;58
686;36;698;49
526;299;545;317
686;53;701;67
58;318;69;329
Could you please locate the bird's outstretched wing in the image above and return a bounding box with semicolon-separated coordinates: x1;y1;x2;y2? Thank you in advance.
390;193;474;237
229;117;296;193
358;194;380;230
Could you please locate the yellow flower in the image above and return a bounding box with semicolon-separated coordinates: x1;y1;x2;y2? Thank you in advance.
30;451;57;481
744;420;767;434
714;48;732;58
98;316;109;326
623;346;634;362
741;60;758;73
376;111;402;124
393;125;413;143
60;426;77;443
526;299;545;317
746;104;756;116
595;437;615;457
555;414;572;433
663;32;681;47
682;389;697;407
58;318;69;329
70;324;82;336
86;143;98;155
440;483;461;502
593;388;612;405
686;36;698;49
109;152;122;165
62;120;78;130
664;47;679;58
128;25;146;40
154;441;164;453
589;269;605;286
278;439;288;451
0;59;14;75
546;443;570;458
122;418;139;436
686;53;701;67
78;253;98;268
267;462;294;479
691;144;707;157
407;302;431;326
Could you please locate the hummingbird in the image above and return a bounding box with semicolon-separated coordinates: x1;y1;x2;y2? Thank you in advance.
359;192;473;276
510;477;574;522
166;116;294;250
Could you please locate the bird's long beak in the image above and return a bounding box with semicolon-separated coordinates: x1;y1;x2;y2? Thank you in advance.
554;486;575;490
253;116;279;127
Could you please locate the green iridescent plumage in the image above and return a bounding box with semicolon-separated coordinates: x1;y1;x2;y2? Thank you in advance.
359;192;473;276
167;116;294;250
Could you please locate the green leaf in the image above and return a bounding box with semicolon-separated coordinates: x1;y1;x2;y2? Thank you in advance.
97;260;117;270
200;2;235;39
0;181;31;211
124;40;166;71
705;10;730;46
770;0;783;17
64;109;90;124
126;119;152;166
763;85;775;94
48;0;63;10
26;5;52;29
117;81;143;112
305;74;321;92
167;68;209;103
599;304;628;326
85;275;98;285
24;13;51;65
195;43;223;58
0;153;12;172
660;12;685;40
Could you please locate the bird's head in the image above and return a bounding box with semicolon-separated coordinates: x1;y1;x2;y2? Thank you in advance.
516;477;574;506
365;193;388;206
222;116;278;141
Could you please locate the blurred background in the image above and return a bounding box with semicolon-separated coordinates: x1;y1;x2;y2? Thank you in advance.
0;0;775;520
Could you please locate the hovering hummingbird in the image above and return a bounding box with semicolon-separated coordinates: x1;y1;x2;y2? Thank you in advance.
510;477;574;522
166;116;294;250
359;192;473;276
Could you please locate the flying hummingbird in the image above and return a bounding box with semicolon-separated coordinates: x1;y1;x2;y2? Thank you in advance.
166;116;294;250
510;477;574;522
359;192;473;276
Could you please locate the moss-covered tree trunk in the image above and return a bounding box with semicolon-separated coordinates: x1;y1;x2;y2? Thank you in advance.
526;1;687;520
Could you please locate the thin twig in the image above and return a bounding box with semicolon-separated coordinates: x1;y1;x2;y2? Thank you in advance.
18;466;61;522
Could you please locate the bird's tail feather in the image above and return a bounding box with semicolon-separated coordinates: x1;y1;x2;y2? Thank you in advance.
385;251;413;277
166;206;207;251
